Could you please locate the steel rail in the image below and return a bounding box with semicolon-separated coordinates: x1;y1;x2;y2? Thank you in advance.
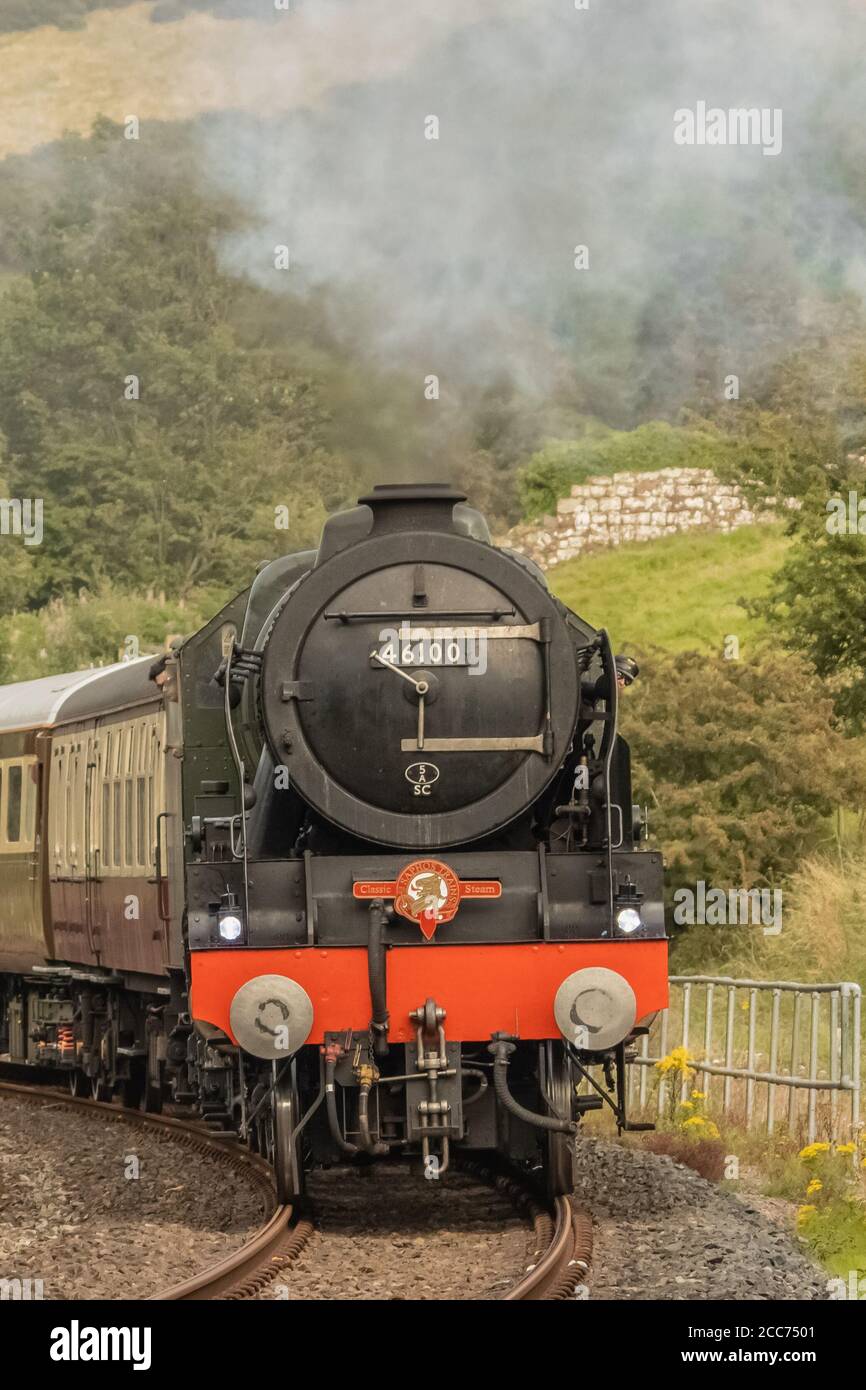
455;1159;593;1300
0;1079;312;1300
1;1079;592;1301
504;1195;593;1301
154;1207;314;1301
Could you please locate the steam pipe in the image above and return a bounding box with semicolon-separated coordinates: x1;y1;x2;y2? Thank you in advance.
367;899;390;1058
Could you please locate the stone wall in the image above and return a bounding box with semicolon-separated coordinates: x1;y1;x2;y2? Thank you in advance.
505;467;766;569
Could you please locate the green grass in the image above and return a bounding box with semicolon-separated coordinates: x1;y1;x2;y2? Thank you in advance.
548;521;789;655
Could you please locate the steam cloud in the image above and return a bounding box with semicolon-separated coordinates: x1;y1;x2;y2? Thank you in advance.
196;0;866;416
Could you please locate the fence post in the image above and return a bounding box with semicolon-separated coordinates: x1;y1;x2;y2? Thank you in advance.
852;986;862;1135
830;989;840;1134
807;991;820;1144
680;981;692;1104
767;987;781;1135
703;982;714;1109
657;1007;669;1118
723;986;736;1112
631;977;860;1139
788;992;802;1133
746;987;758;1125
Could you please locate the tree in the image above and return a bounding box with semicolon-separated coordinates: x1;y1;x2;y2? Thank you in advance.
701;315;866;726
517;420;738;520
0;121;356;607
622;647;866;898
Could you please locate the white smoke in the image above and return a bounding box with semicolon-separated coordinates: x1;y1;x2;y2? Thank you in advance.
193;0;866;406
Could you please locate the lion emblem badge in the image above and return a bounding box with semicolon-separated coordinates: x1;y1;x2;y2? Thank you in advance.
352;860;501;936
393;858;461;939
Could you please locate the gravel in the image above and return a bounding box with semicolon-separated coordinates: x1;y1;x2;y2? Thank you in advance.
574;1137;829;1301
0;1096;266;1299
265;1142;828;1302
256;1162;533;1300
0;1092;829;1302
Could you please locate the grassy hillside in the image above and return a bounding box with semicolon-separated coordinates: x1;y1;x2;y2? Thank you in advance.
0;0;488;159
548;521;789;655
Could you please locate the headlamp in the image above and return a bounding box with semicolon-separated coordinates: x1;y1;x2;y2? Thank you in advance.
616;907;642;935
217;891;244;942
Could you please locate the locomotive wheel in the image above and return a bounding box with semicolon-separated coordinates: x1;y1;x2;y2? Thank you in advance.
140;1070;163;1114
119;1073;144;1110
272;1069;305;1205
542;1041;576;1200
91;1075;112;1103
119;1060;162;1112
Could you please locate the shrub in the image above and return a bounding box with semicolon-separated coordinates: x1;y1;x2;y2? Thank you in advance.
622;648;866;932
516;421;735;520
640;1132;727;1183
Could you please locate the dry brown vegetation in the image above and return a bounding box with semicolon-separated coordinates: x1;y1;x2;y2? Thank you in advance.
0;0;503;159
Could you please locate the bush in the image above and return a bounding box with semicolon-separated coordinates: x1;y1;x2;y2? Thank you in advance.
0;584;224;682
0;0;130;33
640;1132;727;1183
621;648;866;931
516;421;735;520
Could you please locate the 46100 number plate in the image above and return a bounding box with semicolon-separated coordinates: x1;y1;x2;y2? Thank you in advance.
375;630;478;668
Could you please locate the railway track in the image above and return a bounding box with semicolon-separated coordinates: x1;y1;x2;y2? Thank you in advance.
454;1162;593;1300
0;1078;312;1299
0;1078;591;1300
506;1195;593;1300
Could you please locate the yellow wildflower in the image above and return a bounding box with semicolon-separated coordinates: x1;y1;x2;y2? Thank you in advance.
835;1143;856;1156
798;1142;830;1161
655;1045;693;1077
796;1205;816;1226
805;1178;823;1197
679;1100;694;1110
704;1121;720;1139
683;1115;706;1128
691;1090;706;1100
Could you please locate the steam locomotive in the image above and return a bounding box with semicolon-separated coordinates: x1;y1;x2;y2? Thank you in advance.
0;484;667;1198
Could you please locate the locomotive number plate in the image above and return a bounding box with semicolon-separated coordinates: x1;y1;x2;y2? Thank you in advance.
375;630;476;668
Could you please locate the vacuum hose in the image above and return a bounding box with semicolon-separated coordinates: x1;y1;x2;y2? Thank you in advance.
324;1054;359;1155
357;1069;389;1156
489;1035;575;1134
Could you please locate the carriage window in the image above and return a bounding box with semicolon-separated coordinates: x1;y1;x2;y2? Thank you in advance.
136;777;146;867
24;767;36;844
53;755;63;861
102;782;111;868
125;780;134;866
7;765;22;844
65;776;73;865
68;760;78;863
113;783;121;867
147;774;154;868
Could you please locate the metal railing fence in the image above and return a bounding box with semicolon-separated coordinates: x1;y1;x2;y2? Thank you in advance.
626;975;861;1143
